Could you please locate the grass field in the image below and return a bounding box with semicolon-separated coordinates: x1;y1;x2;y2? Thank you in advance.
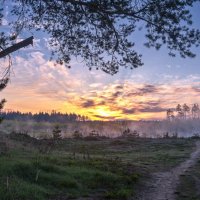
0;132;198;199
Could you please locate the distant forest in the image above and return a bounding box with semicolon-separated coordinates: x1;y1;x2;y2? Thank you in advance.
0;111;89;122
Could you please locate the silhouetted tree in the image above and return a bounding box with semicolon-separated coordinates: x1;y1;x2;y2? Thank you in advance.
192;103;200;119
0;35;33;110
166;109;174;121
3;0;200;75
0;78;8;123
176;104;184;119
0;9;33;119
52;125;62;140
183;103;190;119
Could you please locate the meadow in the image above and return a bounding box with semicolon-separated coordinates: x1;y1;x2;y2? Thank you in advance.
0;128;199;200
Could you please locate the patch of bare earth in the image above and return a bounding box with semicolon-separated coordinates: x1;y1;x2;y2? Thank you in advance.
135;141;200;200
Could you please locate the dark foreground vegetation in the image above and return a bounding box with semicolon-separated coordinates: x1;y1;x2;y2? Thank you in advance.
0;131;199;200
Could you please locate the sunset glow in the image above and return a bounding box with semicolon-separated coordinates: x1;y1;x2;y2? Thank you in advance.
1;3;200;121
1;50;200;121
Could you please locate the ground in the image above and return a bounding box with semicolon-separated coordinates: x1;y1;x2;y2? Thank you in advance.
0;132;199;200
134;141;200;200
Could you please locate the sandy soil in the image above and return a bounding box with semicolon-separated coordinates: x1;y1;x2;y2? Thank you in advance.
135;141;200;200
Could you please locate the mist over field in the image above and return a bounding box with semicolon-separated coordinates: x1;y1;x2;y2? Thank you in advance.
1;119;200;138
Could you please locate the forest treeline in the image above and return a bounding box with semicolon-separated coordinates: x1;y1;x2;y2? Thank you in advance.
0;110;89;122
167;103;200;121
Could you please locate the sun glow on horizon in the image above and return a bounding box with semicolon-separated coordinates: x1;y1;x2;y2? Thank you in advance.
1;48;200;121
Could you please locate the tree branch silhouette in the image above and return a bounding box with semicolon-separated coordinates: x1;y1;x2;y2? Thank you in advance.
0;36;34;59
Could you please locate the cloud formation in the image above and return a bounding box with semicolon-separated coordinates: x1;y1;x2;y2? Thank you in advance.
1;48;200;120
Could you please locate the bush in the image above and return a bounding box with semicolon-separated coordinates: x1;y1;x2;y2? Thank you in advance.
52;125;62;140
72;130;83;138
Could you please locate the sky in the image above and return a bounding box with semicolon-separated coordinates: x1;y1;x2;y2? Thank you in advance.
1;2;200;121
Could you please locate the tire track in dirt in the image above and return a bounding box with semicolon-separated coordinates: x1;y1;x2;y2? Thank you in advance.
135;141;200;200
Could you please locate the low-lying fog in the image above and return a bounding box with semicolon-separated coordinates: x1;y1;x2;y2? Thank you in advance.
1;119;200;138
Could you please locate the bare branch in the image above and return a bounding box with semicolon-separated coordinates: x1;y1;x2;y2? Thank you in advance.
0;36;34;59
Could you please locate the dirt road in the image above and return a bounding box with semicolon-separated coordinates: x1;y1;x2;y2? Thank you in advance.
135;141;200;200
